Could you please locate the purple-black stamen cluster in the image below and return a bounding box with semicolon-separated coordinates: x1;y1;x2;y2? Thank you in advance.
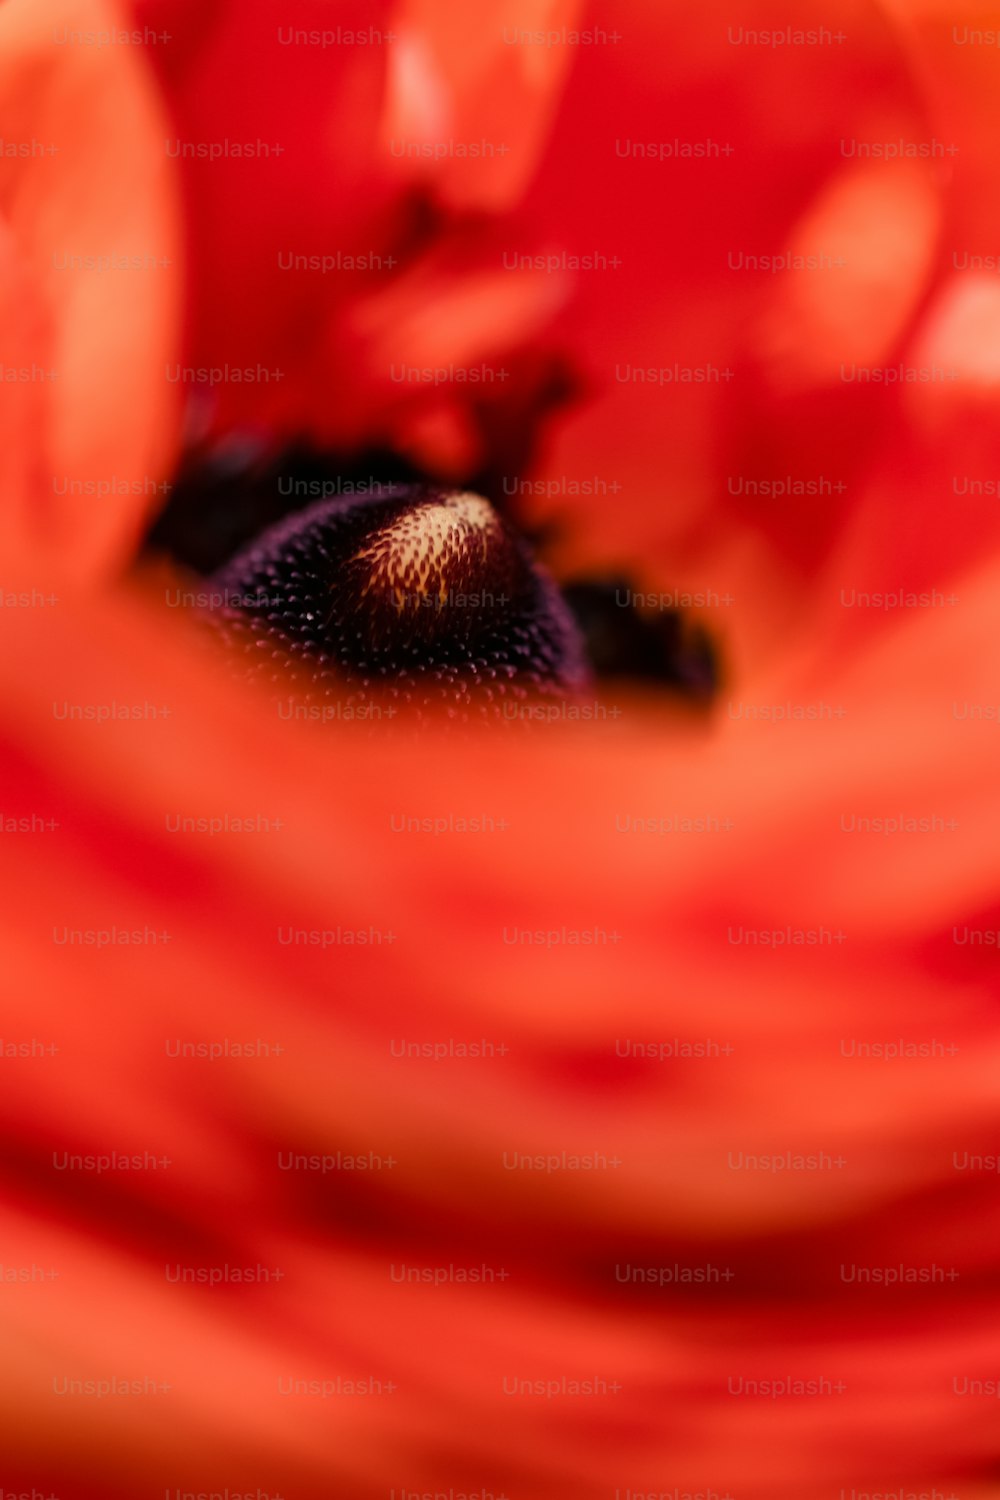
205;486;588;715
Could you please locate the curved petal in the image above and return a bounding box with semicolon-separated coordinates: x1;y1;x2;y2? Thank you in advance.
0;0;182;581
506;0;943;680
0;554;995;1496
382;0;579;211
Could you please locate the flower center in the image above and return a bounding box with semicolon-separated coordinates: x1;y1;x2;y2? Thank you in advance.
202;485;588;715
353;493;501;612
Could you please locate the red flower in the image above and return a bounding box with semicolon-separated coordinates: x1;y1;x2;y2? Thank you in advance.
1;3;998;1498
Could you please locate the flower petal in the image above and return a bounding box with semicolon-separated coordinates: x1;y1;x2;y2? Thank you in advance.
0;0;182;580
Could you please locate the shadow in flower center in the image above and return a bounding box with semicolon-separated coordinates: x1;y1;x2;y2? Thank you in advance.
146;444;722;711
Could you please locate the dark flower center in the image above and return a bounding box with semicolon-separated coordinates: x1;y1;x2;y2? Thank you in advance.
204;486;588;715
146;446;721;712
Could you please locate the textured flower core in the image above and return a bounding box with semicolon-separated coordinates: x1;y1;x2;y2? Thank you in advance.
207;486;586;712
